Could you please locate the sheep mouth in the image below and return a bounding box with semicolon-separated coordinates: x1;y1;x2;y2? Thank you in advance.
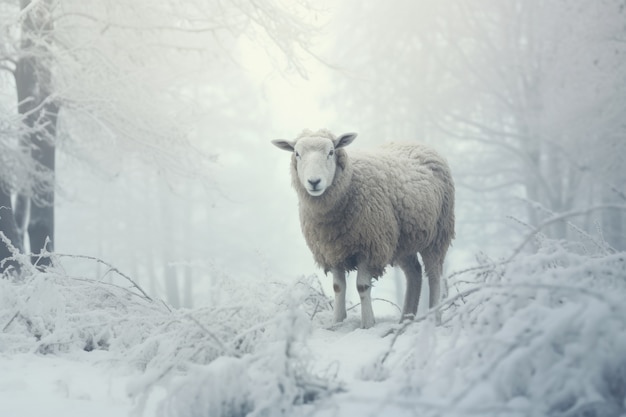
307;188;325;197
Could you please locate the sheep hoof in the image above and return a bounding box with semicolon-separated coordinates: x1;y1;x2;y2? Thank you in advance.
361;317;375;329
434;310;442;326
333;311;347;323
400;313;415;323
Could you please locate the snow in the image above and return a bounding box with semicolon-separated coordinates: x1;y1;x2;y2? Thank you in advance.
1;238;626;417
0;352;134;416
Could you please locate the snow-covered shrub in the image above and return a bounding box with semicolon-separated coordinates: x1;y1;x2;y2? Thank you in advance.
366;238;626;416
128;275;341;416
1;256;330;361
0;261;166;354
1;259;341;416
153;307;342;417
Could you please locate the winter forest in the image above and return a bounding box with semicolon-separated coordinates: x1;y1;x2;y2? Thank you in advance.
1;0;626;416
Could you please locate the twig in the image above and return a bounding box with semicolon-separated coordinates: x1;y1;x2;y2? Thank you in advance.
446;261;509;281
228;315;284;349
186;313;236;357
66;276;156;304
2;311;20;332
0;231;32;274
160;299;172;313
346;298;401;314
372;298;402;314
507;204;626;262
309;299;321;320
54;253;153;301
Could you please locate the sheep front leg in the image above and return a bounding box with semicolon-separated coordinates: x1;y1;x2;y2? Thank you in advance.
332;269;347;323
356;265;375;329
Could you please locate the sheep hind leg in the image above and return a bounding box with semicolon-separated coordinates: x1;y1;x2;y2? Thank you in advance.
331;269;347;323
398;254;423;322
423;251;443;324
356;265;375;329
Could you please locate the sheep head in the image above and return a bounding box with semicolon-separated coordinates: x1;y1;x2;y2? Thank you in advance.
272;130;357;197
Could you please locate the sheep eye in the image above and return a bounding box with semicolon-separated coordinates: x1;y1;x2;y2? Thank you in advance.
295;151;300;158
328;149;335;157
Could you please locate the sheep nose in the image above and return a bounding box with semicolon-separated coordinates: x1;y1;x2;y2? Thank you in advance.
308;178;321;189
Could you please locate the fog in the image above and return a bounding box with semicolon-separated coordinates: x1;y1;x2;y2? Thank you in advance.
2;0;625;309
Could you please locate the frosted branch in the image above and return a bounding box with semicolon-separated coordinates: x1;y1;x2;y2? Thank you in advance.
54;252;153;301
507;204;626;261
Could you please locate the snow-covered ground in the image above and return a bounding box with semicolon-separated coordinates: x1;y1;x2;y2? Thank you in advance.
1;237;625;417
0;352;135;416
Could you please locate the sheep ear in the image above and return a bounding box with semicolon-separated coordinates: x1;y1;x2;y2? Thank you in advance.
271;139;296;152
334;133;357;149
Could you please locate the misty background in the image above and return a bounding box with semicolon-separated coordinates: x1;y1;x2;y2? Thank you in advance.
1;0;625;310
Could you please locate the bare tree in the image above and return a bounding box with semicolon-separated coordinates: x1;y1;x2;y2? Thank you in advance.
15;0;58;266
328;0;626;251
0;0;320;270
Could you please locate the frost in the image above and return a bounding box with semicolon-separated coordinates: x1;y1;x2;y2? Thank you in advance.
2;240;625;416
0;268;341;416
370;239;626;416
156;308;342;417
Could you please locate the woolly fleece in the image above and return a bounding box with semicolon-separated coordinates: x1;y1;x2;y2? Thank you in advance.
288;129;455;278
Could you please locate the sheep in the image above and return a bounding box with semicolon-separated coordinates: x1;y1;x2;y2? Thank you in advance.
271;129;455;328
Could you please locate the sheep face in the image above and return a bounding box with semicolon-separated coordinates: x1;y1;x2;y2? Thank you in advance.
272;131;357;197
294;137;338;196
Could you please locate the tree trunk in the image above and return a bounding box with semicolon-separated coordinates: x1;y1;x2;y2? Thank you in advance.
602;182;625;252
15;0;58;267
164;264;181;308
160;183;180;308
182;265;193;308
0;190;22;274
27;110;56;266
12;193;29;250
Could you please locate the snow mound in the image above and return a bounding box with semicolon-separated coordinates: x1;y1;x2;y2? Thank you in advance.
366;240;626;416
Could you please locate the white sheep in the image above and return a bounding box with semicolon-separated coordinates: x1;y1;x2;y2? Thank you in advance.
272;129;455;328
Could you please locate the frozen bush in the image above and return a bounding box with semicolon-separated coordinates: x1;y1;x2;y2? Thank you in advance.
367;239;626;416
155;308;342;417
1;258;341;415
0;264;166;354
